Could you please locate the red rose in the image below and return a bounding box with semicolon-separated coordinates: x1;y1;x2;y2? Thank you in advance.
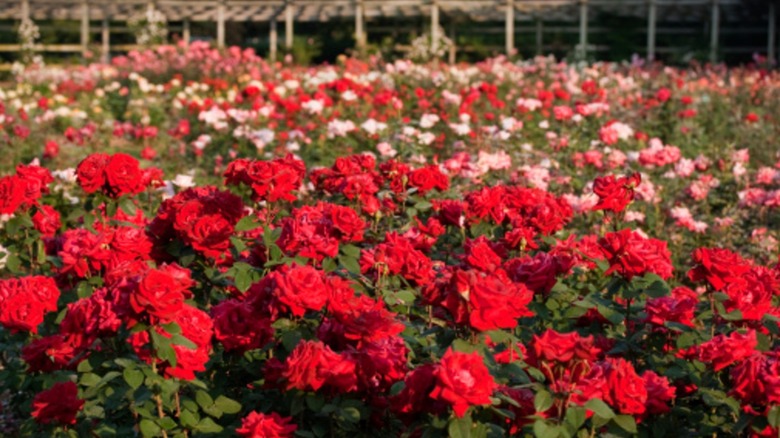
592;173;641;213
430;349;497;417
329;204;365;242
698;330;757;371
76;153;110;193
31;381;84;425
408;165;449;195
16;163;53;205
267;264;329;317
32;205;61;237
236;411;298;438
642;371;675;416
0;175;26;215
531;329;600;365
0;276;60;333
283;340;357;392
598;358;648;415
212;299;274;352
391;364;441;415
22;334;80;372
129;268;187;322
445;269;533;331
105;153;143;197
599;229;673;280
687;247;751;291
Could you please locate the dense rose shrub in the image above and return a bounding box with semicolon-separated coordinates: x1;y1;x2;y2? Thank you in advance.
1;45;780;438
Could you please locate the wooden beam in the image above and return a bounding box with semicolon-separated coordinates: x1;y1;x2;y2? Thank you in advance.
647;0;656;61
578;0;587;59
355;0;365;52
217;0;225;48
183;18;190;44
101;15;109;63
709;0;718;63
270;17;277;62
20;0;29;20
431;0;439;53
448;18;455;63
505;0;514;56
285;0;293;50
81;0;89;59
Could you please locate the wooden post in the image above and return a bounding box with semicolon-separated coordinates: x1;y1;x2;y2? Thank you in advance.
431;0;439;54
81;0;89;59
183;18;191;45
769;1;776;66
217;0;226;48
101;16;109;63
20;0;29;20
285;1;293;50
448;19;456;63
270;18;278;62
578;0;588;60
647;0;656;62
355;0;365;53
505;0;514;56
535;18;543;55
709;0;719;63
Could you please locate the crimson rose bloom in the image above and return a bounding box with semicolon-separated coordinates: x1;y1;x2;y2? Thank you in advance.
0;276;60;333
531;329;600;365
236;411;297;438
687;247;751;291
31;381;84;425
105;153;143;197
32;205;61;237
598;229;673;280
592;172;641;213
444;269;533;331
642;371;676;416
129;268;190;322
283;340;357;392
698;330;758;371
0;175;27;215
597;358;648;415
430;349;497;417
265;264;329;317
76;153;110;193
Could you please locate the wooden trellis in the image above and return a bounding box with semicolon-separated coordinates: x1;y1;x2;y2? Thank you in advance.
0;0;776;64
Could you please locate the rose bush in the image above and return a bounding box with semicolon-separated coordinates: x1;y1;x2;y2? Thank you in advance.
0;43;779;437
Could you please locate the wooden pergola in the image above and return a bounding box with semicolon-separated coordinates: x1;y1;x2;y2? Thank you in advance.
0;0;775;64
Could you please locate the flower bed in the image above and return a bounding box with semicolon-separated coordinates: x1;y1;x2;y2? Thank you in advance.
0;44;779;437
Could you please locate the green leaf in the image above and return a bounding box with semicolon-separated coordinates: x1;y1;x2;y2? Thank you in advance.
340;407;361;424
119;197;137;216
214;395;241;415
339;254;361;275
534;390;554;413
584;399;615;419
139;419;161;437
195;417;223;433
123;369;144;390
234;267;253;292
768;406;780;428
448;414;473;438
180;409;199;428
171;334;198;350
612;415;637;433
235;216;261;232
195;391;214;410
5;253;21;273
340;244;362;259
